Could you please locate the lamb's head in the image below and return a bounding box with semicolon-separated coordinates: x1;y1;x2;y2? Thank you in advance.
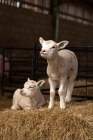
39;37;69;60
20;78;45;97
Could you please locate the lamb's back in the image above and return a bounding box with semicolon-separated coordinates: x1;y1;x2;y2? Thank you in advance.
58;49;75;59
58;49;78;75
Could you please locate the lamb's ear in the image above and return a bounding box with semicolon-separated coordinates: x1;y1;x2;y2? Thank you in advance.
37;80;45;89
28;78;30;81
57;41;69;50
39;37;45;44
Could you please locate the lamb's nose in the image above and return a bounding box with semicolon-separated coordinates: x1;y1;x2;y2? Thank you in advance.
40;49;45;53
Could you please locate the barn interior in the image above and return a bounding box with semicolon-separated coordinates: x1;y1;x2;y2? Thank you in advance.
0;0;93;140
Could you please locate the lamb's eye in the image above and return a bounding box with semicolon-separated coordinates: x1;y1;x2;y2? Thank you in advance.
51;46;55;49
28;86;32;89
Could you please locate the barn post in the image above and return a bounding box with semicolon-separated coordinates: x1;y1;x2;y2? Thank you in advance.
2;46;5;96
50;0;67;42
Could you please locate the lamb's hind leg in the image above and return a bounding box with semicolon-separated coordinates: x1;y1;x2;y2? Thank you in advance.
65;74;76;102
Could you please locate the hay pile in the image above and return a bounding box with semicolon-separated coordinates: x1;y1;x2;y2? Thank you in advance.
0;95;93;140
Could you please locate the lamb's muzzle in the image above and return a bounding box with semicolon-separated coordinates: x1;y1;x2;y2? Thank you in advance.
40;49;45;54
20;89;26;96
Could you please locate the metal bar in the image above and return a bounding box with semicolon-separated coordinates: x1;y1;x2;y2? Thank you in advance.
72;95;93;100
85;47;88;96
2;46;5;96
41;84;93;92
34;43;39;81
41;92;93;100
9;56;33;59
2;47;34;50
3;79;28;83
32;58;34;80
4;68;33;72
36;46;93;52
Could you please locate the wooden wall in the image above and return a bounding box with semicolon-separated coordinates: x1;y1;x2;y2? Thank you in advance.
0;3;93;52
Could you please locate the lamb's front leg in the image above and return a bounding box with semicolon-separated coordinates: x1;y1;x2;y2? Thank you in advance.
58;78;67;109
48;78;56;109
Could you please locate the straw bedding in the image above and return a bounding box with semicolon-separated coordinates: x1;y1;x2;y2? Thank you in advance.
0;95;93;140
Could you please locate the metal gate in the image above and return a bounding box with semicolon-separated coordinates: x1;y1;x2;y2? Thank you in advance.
2;44;93;99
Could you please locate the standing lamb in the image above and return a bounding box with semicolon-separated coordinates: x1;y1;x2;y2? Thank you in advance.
11;78;46;110
39;37;78;109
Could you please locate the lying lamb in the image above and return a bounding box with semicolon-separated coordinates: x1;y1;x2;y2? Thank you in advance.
11;78;46;110
39;37;78;109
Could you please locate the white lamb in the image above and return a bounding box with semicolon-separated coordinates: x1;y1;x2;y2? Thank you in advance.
11;78;46;110
39;37;78;109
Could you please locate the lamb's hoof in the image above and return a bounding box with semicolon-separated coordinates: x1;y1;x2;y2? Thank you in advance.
48;106;52;109
11;106;17;110
48;102;54;109
65;97;71;102
60;105;66;110
48;105;54;109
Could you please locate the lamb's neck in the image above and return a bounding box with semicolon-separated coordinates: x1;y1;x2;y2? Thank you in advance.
47;55;60;68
